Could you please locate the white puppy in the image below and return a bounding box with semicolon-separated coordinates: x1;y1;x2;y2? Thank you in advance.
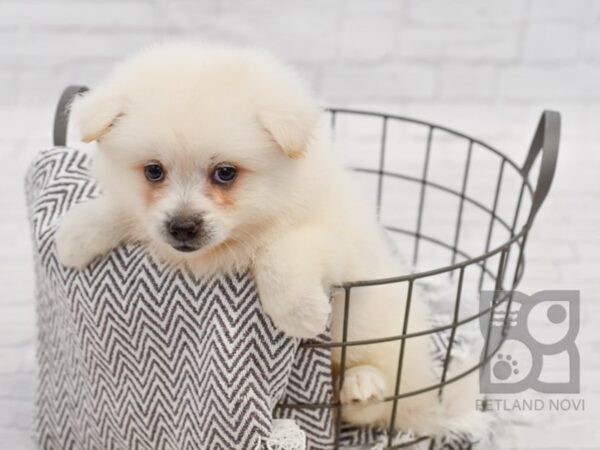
56;42;478;436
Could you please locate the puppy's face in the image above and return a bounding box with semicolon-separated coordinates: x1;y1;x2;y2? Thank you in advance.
100;105;300;256
74;44;319;260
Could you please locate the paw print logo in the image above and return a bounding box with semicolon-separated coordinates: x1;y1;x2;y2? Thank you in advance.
479;290;580;394
493;353;519;380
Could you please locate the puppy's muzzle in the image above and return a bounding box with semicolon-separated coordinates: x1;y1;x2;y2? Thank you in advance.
167;216;204;252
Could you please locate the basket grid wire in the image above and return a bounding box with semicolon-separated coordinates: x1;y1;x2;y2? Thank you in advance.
275;108;559;450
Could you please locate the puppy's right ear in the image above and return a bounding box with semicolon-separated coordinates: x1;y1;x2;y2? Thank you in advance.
258;106;318;159
71;87;124;143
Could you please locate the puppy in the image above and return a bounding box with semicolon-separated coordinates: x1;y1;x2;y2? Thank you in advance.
56;42;479;436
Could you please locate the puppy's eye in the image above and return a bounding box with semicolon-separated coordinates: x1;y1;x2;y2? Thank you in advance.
144;163;165;183
212;164;237;185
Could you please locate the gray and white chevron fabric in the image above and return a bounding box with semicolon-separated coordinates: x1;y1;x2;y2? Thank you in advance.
26;147;481;450
26;147;335;450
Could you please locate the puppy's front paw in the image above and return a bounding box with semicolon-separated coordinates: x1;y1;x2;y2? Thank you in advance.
55;213;100;269
55;201;118;269
340;365;387;405
260;285;331;339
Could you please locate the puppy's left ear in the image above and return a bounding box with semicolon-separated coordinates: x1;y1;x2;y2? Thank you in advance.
71;86;125;143
258;100;319;159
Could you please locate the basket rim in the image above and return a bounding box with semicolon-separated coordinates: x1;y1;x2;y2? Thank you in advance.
326;107;534;289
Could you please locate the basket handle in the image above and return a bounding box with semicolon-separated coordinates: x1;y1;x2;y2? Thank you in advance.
522;110;560;228
53;85;89;147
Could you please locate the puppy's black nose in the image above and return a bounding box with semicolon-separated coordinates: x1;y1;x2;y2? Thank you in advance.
168;217;202;241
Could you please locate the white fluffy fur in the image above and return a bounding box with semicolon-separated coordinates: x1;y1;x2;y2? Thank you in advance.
56;42;482;436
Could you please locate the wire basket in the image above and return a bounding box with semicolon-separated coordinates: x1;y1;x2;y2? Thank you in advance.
53;88;560;449
278;108;560;449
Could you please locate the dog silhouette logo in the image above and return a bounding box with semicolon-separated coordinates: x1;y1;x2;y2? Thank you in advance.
479;290;580;394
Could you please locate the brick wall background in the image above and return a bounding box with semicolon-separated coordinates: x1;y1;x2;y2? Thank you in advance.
1;1;598;448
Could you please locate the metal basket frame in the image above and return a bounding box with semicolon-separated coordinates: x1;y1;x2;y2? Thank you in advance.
277;109;560;449
53;86;560;450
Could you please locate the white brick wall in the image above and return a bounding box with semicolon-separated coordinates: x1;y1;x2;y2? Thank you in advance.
1;1;598;448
